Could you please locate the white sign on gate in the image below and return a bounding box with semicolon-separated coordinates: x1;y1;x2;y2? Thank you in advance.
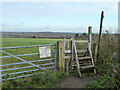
39;46;51;58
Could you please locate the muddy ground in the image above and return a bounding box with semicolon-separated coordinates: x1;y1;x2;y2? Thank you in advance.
56;75;96;88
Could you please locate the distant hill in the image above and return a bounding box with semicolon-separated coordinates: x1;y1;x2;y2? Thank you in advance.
2;32;79;39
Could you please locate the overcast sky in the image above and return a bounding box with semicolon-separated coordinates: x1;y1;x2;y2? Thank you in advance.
2;2;118;33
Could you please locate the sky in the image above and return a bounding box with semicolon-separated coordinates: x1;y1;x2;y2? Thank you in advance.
2;2;118;33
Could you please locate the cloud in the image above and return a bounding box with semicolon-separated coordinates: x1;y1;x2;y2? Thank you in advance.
2;2;117;18
2;2;118;32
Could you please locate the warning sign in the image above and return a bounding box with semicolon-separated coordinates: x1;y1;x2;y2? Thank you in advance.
39;46;51;58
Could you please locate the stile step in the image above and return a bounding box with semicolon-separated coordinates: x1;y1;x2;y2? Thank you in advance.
74;40;88;43
72;65;76;67
80;65;95;69
64;56;71;59
77;50;87;53
78;56;91;60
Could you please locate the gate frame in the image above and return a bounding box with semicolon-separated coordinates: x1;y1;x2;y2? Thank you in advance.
0;44;57;82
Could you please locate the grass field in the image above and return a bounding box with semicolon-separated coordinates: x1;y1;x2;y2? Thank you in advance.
2;38;62;47
1;38;65;88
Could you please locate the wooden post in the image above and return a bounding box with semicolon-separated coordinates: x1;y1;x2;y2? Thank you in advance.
88;26;96;73
97;11;104;64
67;40;70;49
66;58;70;75
71;37;74;62
69;37;74;72
88;26;92;57
93;43;96;62
57;41;65;71
64;38;66;51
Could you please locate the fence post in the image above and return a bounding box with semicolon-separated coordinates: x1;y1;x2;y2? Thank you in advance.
97;11;104;64
57;41;65;71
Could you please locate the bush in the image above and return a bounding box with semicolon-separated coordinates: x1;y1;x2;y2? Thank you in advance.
86;33;120;88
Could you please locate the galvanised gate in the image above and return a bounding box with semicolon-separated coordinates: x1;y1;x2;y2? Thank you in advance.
0;44;57;83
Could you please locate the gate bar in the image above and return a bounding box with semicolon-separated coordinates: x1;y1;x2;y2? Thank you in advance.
0;44;55;50
0;50;45;70
55;44;57;70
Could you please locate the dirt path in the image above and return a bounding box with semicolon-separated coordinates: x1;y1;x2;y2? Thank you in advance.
56;75;95;88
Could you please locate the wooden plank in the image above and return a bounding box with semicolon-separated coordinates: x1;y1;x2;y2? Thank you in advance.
79;61;91;63
77;50;87;53
74;40;88;43
64;56;71;59
65;50;71;54
72;65;76;66
80;63;91;66
65;49;87;54
80;65;95;69
78;56;91;60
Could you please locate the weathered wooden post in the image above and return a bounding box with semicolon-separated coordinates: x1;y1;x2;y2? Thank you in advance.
69;37;74;72
71;37;74;62
93;43;96;62
97;11;104;64
88;26;96;73
67;40;70;49
57;41;65;71
64;38;66;51
88;26;92;57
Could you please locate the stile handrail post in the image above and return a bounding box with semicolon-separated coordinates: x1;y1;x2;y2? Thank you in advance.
88;26;96;73
88;26;92;57
70;37;74;71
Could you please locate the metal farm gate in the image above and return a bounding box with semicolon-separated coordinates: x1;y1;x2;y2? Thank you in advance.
0;44;57;82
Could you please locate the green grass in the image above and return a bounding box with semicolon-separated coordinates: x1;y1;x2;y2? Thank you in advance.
2;71;65;88
2;38;62;47
1;38;65;88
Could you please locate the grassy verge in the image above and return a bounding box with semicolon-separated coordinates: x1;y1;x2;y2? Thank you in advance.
2;71;65;88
